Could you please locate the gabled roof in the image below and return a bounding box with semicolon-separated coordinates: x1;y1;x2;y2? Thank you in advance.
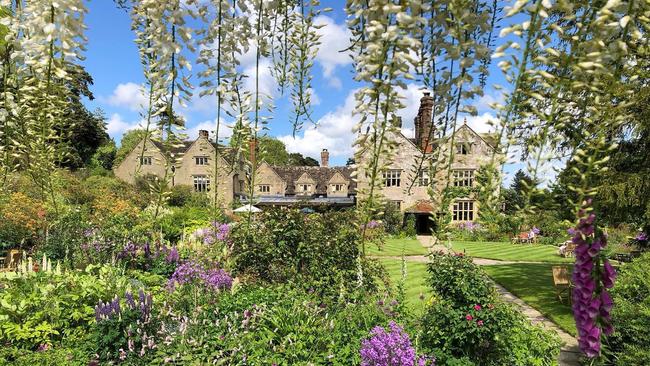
148;138;236;164
269;166;356;195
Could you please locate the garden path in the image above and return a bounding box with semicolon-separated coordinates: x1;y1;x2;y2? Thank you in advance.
414;235;581;366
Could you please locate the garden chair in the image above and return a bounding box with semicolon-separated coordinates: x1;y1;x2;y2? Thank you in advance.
552;266;572;304
0;249;21;272
513;232;532;244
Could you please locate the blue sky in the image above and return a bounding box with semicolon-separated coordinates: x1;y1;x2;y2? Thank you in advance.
81;1;540;182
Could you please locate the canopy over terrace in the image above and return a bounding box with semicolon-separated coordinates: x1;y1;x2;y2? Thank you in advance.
242;196;355;209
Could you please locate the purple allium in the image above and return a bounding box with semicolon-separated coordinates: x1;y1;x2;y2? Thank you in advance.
360;321;432;366
531;226;541;235
635;232;648;242
570;201;616;358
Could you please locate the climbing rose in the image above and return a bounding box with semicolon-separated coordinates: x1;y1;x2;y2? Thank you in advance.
570;202;616;358
360;321;432;366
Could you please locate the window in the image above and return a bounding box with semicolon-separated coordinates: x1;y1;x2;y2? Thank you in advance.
453;169;475;187
258;184;270;193
193;175;210;192
195;156;209;165
456;142;471;155
383;170;402;187
140;156;152;165
452;201;474;221
332;184;345;192
299;184;311;193
418;170;430;186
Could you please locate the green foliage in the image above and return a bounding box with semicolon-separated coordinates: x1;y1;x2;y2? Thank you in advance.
607;253;650;365
382;203;403;235
89;140;117;171
256;136;289;165
230;209;380;295
422;252;561;365
403;215;417;238
0;266;134;351
157;206;212;243
426;252;495;306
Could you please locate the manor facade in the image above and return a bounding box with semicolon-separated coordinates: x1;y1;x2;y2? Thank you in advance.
114;92;500;222
356;92;501;232
113;131;355;210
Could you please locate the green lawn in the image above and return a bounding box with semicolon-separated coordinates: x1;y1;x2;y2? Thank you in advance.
451;241;572;263
483;263;576;336
379;258;430;313
367;237;429;257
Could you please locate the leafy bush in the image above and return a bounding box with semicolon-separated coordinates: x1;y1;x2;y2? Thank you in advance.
230;209;378;295
421;301;559;365
606;253;650;365
426;252;494;306
422;252;560;365
0;192;46;248
383;203;404;235
0;266;139;351
167;185;208;207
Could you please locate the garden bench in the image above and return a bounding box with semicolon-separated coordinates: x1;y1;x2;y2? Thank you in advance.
552;266;572;304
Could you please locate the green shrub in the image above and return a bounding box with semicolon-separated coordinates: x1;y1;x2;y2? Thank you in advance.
422;252;560;365
426;252;494;306
230;209;381;295
0;266;138;351
382;203;404;235
157;206;213;243
422;300;560;365
606;253;650;365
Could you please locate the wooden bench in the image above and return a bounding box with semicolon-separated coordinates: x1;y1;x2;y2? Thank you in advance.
552;266;572;304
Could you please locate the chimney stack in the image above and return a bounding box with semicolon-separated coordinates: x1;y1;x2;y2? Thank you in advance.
320;149;329;167
198;130;209;139
414;92;434;152
249;138;257;165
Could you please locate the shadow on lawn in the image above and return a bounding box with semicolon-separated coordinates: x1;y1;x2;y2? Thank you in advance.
483;263;577;336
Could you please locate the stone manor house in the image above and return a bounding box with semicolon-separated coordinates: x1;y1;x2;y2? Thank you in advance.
114;92;499;232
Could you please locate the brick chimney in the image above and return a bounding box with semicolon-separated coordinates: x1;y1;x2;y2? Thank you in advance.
414;92;434;152
249;138;257;165
198;129;209;139
320;149;329;167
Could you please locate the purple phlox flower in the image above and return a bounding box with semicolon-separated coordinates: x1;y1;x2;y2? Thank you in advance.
166;260;233;292
360;321;432;366
366;220;380;229
635;232;648;241
531;226;541;235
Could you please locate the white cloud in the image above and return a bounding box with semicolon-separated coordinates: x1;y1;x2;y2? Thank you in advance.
395;84;428;131
314;15;352;81
464;112;498;133
278;89;358;161
186;118;233;142
105;82;149;111
242;59;277;102
106;113;144;138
